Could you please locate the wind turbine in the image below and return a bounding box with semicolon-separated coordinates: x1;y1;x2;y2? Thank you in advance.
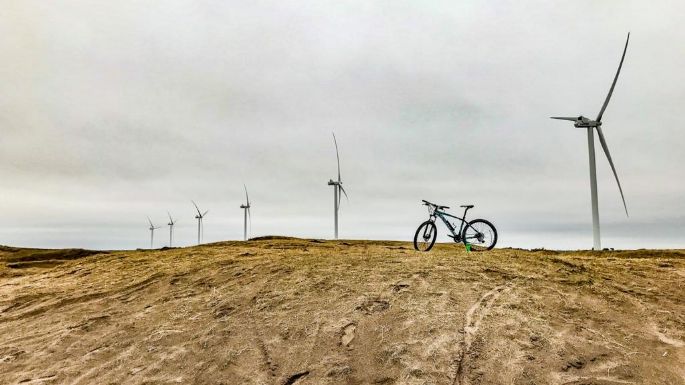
239;185;251;241
551;33;630;250
192;201;208;245
167;212;176;247
327;132;348;239
147;217;161;249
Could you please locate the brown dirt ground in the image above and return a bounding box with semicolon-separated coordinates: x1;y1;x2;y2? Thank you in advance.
0;238;683;385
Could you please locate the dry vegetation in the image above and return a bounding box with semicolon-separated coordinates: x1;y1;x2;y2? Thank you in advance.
0;238;684;385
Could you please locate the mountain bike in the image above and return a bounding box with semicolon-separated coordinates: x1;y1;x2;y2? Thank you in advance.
413;200;497;251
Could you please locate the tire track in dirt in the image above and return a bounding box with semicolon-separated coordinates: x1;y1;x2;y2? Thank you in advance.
242;262;298;382
453;283;515;385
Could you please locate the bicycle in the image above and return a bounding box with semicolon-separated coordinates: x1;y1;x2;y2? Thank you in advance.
413;200;497;251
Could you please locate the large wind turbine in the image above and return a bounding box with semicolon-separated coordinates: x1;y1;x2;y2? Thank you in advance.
327;133;348;239
147;217;161;249
192;201;208;245
551;33;630;250
239;185;251;241
167;212;176;247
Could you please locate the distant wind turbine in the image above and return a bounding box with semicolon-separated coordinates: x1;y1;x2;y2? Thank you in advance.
239;185;251;241
167;212;176;247
551;33;630;250
327;132;348;239
147;217;161;249
192;201;208;245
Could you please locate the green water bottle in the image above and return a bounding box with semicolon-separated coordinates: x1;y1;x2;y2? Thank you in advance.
465;243;471;252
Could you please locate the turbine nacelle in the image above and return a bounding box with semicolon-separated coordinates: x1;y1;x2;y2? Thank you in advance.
551;115;601;128
574;116;600;128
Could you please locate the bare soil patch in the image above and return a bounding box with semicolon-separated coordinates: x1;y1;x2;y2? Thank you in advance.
0;239;683;384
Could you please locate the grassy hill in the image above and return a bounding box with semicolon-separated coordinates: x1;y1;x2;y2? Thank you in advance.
1;238;683;384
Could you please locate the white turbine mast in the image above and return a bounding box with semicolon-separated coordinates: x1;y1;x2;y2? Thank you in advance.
551;33;630;250
147;217;161;249
192;200;208;245
240;184;251;241
327;132;348;239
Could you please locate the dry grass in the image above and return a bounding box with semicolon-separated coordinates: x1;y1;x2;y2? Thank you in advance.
0;238;684;384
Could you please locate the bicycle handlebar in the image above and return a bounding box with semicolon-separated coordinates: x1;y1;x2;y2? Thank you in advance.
421;200;449;210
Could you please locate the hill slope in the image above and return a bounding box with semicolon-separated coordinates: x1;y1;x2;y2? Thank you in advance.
1;239;684;384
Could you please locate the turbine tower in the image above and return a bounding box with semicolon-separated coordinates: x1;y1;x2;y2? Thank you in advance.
147;217;160;249
551;33;630;250
192;201;208;245
327;132;348;239
167;212;176;247
240;185;251;241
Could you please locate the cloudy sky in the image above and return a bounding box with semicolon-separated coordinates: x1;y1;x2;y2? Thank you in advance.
1;1;684;250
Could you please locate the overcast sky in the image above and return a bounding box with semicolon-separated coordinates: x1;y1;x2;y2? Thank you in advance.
1;0;684;250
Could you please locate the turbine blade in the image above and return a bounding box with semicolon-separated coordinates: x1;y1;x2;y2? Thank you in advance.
333;132;341;182
167;211;173;223
596;126;629;217
147;216;153;227
191;200;202;216
550;117;578;121
339;184;349;202
203;210;209;217
247;207;252;237
244;184;250;205
596;32;630;122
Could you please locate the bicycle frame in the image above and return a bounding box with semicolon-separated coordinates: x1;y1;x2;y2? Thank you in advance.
429;207;470;242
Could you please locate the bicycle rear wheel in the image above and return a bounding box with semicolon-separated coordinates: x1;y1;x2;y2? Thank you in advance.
462;219;497;251
414;221;437;252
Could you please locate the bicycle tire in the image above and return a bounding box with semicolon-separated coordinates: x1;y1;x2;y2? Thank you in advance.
414;221;437;252
462;219;497;251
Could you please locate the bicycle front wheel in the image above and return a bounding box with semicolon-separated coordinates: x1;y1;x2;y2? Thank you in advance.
414;221;437;252
462;219;497;251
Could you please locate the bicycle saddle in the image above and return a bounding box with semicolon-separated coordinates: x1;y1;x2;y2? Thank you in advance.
460;205;474;209
437;205;450;210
